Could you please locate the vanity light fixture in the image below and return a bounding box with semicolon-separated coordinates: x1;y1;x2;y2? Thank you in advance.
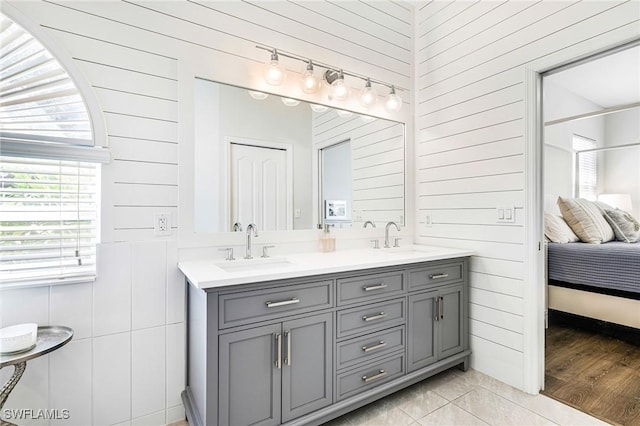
301;60;319;94
264;48;284;86
248;90;269;100
360;78;377;107
256;45;405;113
281;97;300;107
385;86;402;112
310;104;328;113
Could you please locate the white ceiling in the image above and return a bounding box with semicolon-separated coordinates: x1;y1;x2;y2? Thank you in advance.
545;44;640;108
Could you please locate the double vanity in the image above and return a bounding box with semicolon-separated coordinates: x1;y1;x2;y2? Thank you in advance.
179;245;473;426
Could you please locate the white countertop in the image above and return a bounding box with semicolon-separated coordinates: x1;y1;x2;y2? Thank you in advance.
178;245;474;290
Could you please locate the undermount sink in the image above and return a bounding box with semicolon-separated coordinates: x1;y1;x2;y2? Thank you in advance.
215;257;297;273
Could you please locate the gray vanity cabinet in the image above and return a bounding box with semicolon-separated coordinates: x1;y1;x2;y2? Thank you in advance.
184;257;470;426
407;284;464;372
218;313;333;426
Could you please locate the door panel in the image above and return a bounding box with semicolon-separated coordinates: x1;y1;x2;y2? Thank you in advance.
218;324;282;426
230;142;288;231
281;313;333;422
408;291;438;372
439;284;464;359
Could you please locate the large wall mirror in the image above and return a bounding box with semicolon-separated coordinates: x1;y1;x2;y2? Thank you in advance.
194;78;405;233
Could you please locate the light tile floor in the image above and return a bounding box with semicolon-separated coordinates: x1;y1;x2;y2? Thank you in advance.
322;368;610;426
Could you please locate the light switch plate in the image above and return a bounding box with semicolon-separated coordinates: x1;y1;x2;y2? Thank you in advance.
496;206;515;223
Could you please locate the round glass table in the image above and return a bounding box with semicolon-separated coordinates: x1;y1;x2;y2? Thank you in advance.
0;326;73;426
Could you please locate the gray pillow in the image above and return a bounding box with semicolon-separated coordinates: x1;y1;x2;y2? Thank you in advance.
602;209;640;243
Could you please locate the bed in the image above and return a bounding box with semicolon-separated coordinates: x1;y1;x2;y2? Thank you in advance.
546;240;640;328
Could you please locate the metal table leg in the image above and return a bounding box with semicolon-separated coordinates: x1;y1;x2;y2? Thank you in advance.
0;361;26;426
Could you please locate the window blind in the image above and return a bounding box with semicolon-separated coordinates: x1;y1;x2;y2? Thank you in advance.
0;156;98;285
0;13;92;143
0;12;105;287
573;135;597;201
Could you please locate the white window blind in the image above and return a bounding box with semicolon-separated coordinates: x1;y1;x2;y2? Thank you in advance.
0;156;98;285
0;12;107;287
573;135;597;201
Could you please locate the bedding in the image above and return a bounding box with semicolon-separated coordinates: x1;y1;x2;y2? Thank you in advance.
547;240;640;295
557;196;615;244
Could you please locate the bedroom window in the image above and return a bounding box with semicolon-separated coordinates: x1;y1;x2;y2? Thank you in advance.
0;13;108;287
573;135;597;201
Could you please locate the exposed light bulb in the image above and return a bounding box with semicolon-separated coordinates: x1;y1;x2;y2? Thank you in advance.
336;109;353;118
331;70;349;102
301;60;319;94
360;78;377;107
264;49;284;86
248;90;269;100
310;104;328;113
281;97;300;107
385;86;402;112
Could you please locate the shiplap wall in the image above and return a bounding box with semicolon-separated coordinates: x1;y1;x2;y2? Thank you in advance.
415;0;639;389
312;111;405;227
1;1;413;425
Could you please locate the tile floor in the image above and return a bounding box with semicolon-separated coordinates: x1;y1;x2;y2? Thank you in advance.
321;368;610;426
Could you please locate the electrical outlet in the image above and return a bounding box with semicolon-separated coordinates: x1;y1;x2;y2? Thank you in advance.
154;213;171;236
425;214;433;227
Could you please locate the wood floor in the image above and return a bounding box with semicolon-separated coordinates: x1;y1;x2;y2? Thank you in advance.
544;322;640;426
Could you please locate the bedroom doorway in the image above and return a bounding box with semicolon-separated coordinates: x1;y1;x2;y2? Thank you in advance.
540;41;640;425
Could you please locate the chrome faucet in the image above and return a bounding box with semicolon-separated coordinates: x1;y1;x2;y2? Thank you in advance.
363;220;376;228
384;221;400;248
245;223;258;259
233;222;242;232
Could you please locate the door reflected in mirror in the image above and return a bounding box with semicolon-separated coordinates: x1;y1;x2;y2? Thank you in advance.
194;78;405;233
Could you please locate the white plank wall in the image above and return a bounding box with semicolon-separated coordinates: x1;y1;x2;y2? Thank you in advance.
313;110;405;227
2;1;413;425
415;0;640;389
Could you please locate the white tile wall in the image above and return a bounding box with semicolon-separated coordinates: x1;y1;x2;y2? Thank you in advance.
0;286;49;328
93;242;132;337
166;241;185;325
50;283;93;340
132;242;167;330
132;327;166;419
93;332;131;426
165;323;186;408
49;340;92;426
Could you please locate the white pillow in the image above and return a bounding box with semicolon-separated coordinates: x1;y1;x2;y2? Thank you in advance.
544;212;579;243
557;197;615;244
602;209;640;243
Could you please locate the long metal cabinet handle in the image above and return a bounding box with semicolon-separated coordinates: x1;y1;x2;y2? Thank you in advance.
284;331;291;366
362;312;386;322
434;298;439;321
275;333;282;369
362;369;386;383
266;297;300;308
440;296;444;319
429;273;449;279
362;340;386;352
363;283;387;292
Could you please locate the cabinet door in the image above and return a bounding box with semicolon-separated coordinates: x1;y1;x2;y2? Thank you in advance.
438;284;464;359
407;291;438;372
281;313;333;422
219;323;282;426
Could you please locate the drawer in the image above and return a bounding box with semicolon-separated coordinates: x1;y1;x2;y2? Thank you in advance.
336;326;404;370
218;280;333;329
337;271;405;306
408;262;463;291
336;298;405;338
336;354;405;401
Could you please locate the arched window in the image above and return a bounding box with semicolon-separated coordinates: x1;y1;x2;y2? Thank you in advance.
0;12;108;286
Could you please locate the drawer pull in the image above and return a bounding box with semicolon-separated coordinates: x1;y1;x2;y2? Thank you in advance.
429;273;449;279
362;340;386;352
362;312;386;322
362;369;386;383
363;283;387;292
266;297;300;308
